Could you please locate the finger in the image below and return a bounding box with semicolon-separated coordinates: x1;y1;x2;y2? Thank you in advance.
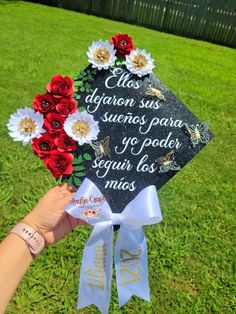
62;192;75;205
59;183;69;190
68;185;76;192
65;214;73;229
62;183;76;193
60;183;76;194
77;218;90;226
67;216;90;228
53;182;67;188
58;185;74;197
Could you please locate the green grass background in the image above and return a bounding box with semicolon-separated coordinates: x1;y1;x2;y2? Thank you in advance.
0;1;235;313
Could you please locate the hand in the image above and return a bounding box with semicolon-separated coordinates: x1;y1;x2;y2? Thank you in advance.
22;183;87;245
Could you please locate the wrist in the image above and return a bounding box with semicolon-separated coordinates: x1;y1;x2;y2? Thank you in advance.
10;222;45;258
22;214;43;237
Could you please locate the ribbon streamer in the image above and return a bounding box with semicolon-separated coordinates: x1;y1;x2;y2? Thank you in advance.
65;178;162;314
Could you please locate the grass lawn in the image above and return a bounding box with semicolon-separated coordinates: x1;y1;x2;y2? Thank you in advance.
0;1;235;313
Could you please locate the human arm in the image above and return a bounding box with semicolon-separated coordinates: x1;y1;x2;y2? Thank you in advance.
0;183;85;313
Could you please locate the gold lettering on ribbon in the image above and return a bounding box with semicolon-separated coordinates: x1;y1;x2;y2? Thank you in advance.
120;247;142;286
85;242;107;290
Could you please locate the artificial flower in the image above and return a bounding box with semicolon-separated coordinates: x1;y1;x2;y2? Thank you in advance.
7;108;44;145
87;40;116;70
110;33;134;59
64;111;99;145
44;150;73;178
43;112;66;135
56;98;77;116
80;209;101;221
33;93;55;114
32;133;56;158
125;48;155;77
54;132;77;152
46;74;74;99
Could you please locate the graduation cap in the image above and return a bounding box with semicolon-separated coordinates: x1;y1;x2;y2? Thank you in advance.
66;55;213;212
7;34;213;208
63;36;213;312
7;33;213;313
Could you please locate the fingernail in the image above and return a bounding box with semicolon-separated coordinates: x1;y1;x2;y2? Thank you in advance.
69;185;76;192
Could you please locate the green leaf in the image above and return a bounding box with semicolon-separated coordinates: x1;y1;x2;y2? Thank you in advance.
67;176;73;186
74;172;86;177
79;106;86;112
72;155;83;164
78;155;84;163
61;175;67;181
83;153;92;161
73;165;85;171
80;86;85;92
73;176;81;186
74;80;83;87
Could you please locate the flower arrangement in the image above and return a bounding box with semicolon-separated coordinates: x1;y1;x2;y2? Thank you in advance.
88;33;155;76
7;33;155;185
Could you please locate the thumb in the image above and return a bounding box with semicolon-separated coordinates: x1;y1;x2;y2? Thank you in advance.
60;191;75;207
55;185;75;206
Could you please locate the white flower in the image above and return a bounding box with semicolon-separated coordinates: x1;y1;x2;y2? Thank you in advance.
7;108;44;145
87;39;116;70
125;48;155;77
64;111;99;145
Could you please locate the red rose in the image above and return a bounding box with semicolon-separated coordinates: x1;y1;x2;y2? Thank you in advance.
110;33;134;59
33;93;55;114
56;98;77;116
46;74;74;99
44;150;73;178
32;133;56;158
44;112;65;135
54;132;76;152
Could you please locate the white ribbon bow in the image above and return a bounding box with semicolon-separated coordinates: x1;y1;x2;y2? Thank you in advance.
65;178;162;314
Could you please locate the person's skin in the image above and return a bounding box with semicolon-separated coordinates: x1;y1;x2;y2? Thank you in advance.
0;183;86;314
